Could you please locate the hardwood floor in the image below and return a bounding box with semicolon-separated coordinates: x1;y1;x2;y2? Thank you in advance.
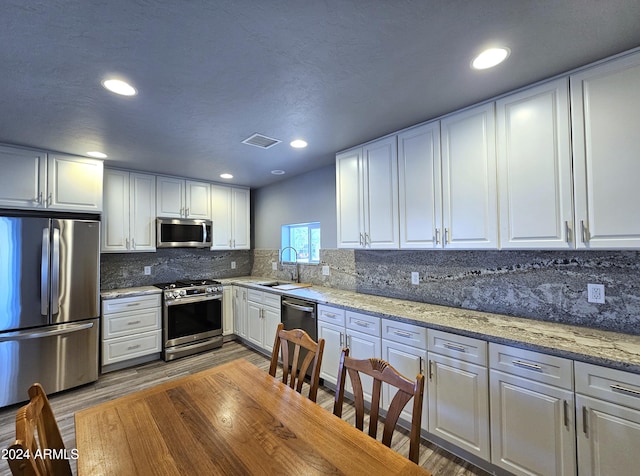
0;341;490;476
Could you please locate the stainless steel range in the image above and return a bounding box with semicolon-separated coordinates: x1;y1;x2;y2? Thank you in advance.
154;279;223;361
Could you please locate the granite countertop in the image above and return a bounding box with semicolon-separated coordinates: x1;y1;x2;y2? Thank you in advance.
223;277;640;374
100;286;162;299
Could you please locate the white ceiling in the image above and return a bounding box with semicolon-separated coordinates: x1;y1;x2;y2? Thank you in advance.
2;1;640;188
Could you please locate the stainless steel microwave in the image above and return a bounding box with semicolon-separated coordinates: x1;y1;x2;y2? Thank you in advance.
156;218;212;248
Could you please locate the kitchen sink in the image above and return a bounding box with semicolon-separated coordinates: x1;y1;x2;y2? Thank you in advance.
255;281;288;287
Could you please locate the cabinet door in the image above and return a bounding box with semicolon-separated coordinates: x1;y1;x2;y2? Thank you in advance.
233;287;248;338
497;78;574;249
231;187;250;249
185;180;211;219
382;340;428;431
428;353;489;460
441;103;498;249
490;370;576;476
336;147;365;248
211;184;232;249
48;154;103;212
318;320;344;386
222;286;234;336
262;305;281;354
129;173;156;251
571;52;640;248
246;301;263;348
398;122;442;249
576;394;640;476
156;176;185;218
363;136;399;249
0;145;46;209
346;329;381;402
102;169;130;252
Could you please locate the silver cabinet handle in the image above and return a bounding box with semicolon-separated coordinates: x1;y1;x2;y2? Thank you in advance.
353;320;370;328
339;332;344;347
131;237;136;249
125;238;130;250
127;344;141;351
512;360;543;372
563;400;569;427
565;221;572;243
419;356;423;374
233;239;236;248
582;406;589;436
580;220;588;243
443;342;466;352
393;330;414;338
428;360;434;380
47;192;52;206
127;320;142;326
126;303;140;307
444;227;449;244
610;384;640;398
435;228;440;245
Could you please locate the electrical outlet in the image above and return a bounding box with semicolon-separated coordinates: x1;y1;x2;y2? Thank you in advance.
231;261;236;269
143;266;151;275
272;261;278;271
322;265;330;276
411;272;419;285
587;283;605;304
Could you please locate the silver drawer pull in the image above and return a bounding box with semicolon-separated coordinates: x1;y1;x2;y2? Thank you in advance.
127;344;141;351
443;342;467;352
127;320;142;325
512;360;543;372
354;320;370;327
393;330;414;338
126;303;140;307
325;312;336;318
610;384;640;398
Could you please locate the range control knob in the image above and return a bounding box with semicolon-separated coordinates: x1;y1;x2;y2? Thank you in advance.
179;290;187;297
206;287;213;293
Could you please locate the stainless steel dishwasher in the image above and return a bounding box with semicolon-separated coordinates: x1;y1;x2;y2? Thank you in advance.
280;296;318;378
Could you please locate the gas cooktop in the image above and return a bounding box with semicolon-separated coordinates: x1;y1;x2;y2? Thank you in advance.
154;279;222;290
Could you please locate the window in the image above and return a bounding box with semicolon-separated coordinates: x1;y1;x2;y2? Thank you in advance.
281;222;320;264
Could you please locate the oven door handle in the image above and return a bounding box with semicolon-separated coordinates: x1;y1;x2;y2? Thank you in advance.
165;294;222;306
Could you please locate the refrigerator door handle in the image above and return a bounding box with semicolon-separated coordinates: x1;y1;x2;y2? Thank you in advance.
51;227;60;316
41;228;50;316
0;321;95;342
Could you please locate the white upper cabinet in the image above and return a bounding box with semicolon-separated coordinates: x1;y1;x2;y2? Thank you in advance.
398;121;442;249
0;145;47;209
496;78;574;249
440;103;498;249
571;52;640;249
102;169;156;252
156;176;211;219
0;145;102;212
210;184;250;250
336;136;399;249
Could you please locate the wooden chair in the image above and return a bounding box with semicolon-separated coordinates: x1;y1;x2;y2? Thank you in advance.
333;348;425;464
269;322;325;402
7;383;72;476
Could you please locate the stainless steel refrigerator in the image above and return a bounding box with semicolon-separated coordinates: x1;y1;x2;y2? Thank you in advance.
0;213;100;407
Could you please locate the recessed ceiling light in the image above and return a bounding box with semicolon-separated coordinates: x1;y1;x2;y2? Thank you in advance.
271;170;285;175
290;139;308;148
220;173;233;179
471;47;510;70
87;151;107;159
102;79;137;96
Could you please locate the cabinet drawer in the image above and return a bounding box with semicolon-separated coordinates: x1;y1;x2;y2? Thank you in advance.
263;291;281;309
489;343;573;390
318;305;345;326
247;289;264;303
575;361;640;409
103;308;161;339
102;330;162;365
346;311;380;337
428;329;487;365
382;319;427;350
102;294;161;314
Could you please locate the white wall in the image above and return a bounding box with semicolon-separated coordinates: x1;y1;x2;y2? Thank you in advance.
252;164;337;249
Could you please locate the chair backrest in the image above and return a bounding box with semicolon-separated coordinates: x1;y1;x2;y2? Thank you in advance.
333;348;425;464
7;383;72;476
269;322;325;402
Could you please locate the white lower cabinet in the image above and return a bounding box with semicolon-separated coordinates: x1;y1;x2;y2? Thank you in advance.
101;294;162;372
489;343;576;476
427;330;490;460
382;320;428;430
246;289;281;354
222;286;233;337
345;310;381;402
575;361;640;476
318;305;346;386
232;286;248;339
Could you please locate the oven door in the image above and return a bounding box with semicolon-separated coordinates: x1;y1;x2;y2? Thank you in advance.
164;294;222;348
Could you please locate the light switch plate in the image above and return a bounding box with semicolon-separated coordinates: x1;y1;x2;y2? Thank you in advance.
322;265;330;276
272;261;278;271
231;261;236;269
144;266;151;275
411;272;419;285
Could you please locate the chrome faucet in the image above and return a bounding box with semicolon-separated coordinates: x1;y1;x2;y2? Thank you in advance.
279;246;299;283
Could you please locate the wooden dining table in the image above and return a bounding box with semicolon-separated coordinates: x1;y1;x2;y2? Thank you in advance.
75;358;430;475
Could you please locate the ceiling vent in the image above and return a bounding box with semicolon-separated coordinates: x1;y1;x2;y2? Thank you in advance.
242;133;281;149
